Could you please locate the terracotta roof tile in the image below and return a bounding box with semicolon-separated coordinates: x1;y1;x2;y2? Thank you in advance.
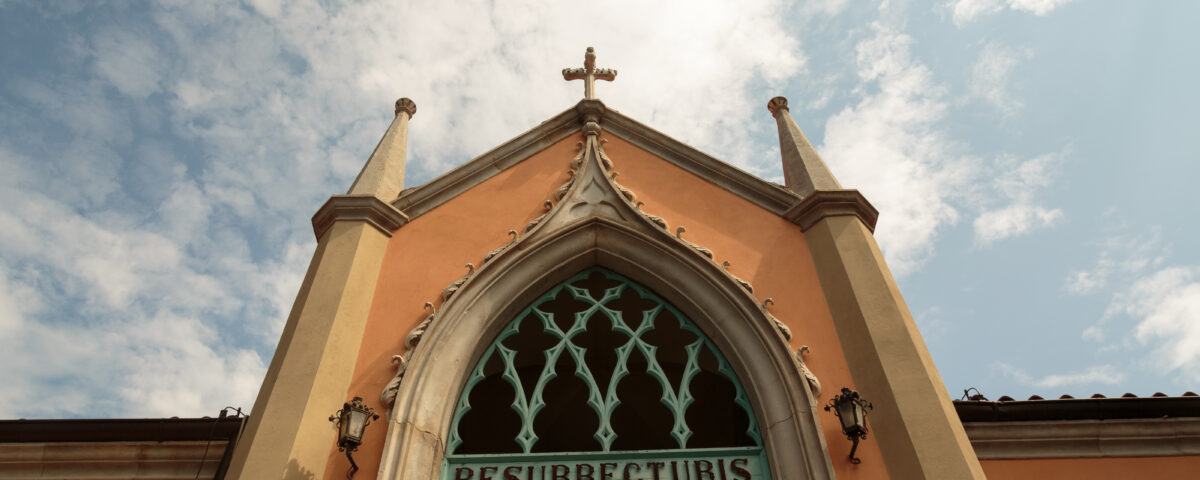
954;394;1200;422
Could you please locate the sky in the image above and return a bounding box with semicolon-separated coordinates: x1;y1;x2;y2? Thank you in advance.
0;0;1197;419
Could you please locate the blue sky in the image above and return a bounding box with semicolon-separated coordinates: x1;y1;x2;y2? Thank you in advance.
1;0;1197;418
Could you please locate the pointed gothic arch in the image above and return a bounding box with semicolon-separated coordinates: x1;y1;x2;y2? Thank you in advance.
377;128;834;478
378;218;834;479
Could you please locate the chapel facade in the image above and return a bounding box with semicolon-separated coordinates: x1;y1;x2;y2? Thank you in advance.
207;49;1200;480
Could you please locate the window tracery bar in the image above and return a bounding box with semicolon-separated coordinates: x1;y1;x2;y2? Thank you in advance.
447;268;762;455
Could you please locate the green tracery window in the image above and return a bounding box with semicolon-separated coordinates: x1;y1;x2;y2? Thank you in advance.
445;268;769;479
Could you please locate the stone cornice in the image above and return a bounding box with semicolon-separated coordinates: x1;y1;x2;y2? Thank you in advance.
783;189;879;232
312;195;409;239
963;418;1200;459
390;100;805;223
602;111;801;216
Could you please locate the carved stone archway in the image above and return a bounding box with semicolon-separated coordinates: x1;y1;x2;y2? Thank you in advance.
377;125;834;479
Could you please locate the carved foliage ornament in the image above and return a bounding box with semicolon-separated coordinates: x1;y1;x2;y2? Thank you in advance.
380;99;820;406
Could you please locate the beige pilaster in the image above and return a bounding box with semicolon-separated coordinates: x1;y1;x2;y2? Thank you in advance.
768;97;841;197
769;95;984;478
805;216;984;478
348;98;416;202
224;196;406;479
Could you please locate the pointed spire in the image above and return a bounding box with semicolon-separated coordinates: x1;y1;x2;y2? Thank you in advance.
768;96;841;197
348;97;416;201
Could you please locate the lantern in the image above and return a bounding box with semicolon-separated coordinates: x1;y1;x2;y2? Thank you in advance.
329;396;380;478
825;387;873;464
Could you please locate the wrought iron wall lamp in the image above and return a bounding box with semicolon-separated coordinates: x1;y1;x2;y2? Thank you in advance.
825;387;873;464
329;396;380;479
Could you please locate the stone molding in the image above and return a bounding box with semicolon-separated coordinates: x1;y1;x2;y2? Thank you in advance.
0;441;230;479
784;189;879;232
964;418;1200;459
602;113;801;216
390;107;581;219
390;100;804;222
311;194;409;239
378;221;835;480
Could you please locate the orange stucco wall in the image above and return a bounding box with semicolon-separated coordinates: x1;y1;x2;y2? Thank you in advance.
325;132;884;478
981;456;1200;479
602;136;884;479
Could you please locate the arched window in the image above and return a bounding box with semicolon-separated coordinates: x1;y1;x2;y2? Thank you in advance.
444;268;770;479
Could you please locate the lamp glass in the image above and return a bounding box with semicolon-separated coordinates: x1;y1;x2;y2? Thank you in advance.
853;402;865;430
835;398;858;432
344;408;369;445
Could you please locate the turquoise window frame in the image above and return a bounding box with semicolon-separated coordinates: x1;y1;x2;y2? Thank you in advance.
446;267;766;465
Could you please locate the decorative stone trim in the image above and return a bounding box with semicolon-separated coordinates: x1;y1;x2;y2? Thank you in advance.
783;189;879;232
575;99;607;135
377;111;836;479
603;113;800;216
394;97;416;117
392;99;803;223
795;346;822;398
311;194;409;239
378;220;837;480
767;96;790;117
0;441;232;479
391;107;581;219
964;418;1200;459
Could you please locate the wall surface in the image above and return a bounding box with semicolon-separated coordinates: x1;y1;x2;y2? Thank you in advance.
329;132;886;478
0;441;229;479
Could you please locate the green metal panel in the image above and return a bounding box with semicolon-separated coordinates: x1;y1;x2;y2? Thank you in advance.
444;446;771;480
447;267;763;456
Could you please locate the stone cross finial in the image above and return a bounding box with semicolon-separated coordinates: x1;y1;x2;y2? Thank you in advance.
563;47;617;100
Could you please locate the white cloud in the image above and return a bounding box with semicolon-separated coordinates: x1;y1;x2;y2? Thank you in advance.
916;305;950;340
0;180;278;416
969;42;1032;115
973;204;1062;245
1067;231;1200;383
820;23;974;275
948;0;1075;25
998;363;1126;389
0;0;808;418
91;28;164;98
0;122;290;416
1106;267;1200;380
972;153;1065;245
1064;231;1164;296
1008;0;1076;16
949;0;1005;25
800;0;850;16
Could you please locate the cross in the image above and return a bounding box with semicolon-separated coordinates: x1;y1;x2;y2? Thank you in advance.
562;47;617;100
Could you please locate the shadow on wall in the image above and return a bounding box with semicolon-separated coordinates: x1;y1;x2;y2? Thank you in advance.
284;458;316;480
